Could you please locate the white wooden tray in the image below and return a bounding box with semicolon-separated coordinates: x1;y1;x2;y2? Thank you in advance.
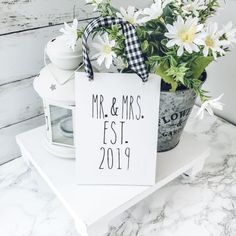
16;126;209;236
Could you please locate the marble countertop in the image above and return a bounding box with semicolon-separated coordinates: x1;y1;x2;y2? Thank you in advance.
1;106;236;236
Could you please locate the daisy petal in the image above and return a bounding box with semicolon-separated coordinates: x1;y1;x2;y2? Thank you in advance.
177;46;184;56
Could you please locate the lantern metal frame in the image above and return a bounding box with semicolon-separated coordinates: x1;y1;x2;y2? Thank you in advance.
42;98;75;158
33;63;77;159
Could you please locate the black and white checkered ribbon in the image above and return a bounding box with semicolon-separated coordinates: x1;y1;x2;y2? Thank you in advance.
82;16;149;82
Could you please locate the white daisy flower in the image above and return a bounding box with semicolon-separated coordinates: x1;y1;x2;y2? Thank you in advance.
165;16;204;56
196;94;224;120
116;6;142;25
92;33;116;69
86;0;104;11
200;23;225;60
182;0;207;17
60;19;78;51
140;1;163;23
219;21;236;46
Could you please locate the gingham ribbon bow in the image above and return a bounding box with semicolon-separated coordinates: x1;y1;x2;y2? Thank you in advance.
82;16;149;82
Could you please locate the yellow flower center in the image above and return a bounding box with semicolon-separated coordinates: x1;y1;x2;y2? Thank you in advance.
179;26;196;43
205;36;214;48
127;17;135;24
102;44;112;55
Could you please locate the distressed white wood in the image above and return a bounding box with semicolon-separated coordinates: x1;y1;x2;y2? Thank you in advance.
0;115;44;165
0;25;63;85
0;21;91;86
0;0;151;35
16;126;209;236
0;77;43;129
0;0;86;35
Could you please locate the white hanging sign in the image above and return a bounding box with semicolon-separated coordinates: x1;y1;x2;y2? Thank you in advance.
75;72;161;186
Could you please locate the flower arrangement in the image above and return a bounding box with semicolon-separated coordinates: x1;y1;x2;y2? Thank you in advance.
60;0;236;118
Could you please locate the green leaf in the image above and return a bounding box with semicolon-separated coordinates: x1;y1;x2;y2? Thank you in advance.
166;63;188;84
148;55;160;63
190;56;213;80
163;6;175;24
163;5;173;17
170;56;177;67
156;61;178;92
141;40;149;52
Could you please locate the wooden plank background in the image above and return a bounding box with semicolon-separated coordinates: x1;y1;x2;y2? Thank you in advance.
0;0;151;164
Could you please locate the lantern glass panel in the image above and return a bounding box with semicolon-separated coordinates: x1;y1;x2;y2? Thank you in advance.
49;105;74;146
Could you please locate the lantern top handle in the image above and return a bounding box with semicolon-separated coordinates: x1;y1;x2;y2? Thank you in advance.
82;16;149;82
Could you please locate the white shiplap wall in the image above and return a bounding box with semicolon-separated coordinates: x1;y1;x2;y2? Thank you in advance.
0;0;151;165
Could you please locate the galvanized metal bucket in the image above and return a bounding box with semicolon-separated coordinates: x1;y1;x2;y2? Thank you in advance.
157;72;206;152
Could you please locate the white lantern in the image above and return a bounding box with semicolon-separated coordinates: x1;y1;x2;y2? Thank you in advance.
34;63;78;158
34;33;100;158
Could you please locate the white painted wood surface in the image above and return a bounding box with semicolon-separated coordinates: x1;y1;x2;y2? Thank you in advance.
0;115;45;165
0;25;66;85
0;24;63;164
0;0;151;34
16;126;209;236
0;77;43;129
0;0;88;34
